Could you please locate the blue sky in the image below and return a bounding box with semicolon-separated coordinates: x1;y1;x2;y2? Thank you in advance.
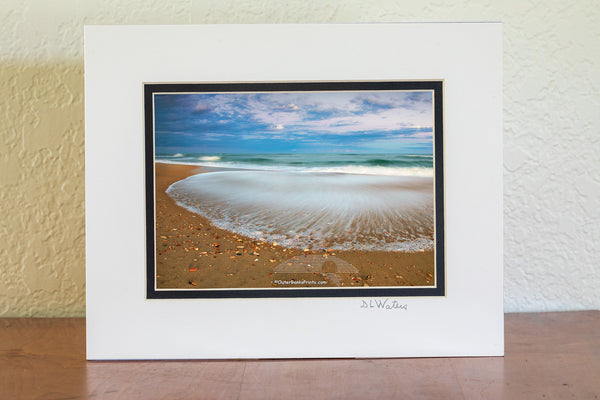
153;90;434;154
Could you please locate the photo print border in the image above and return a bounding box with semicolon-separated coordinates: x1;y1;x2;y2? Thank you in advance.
144;80;445;299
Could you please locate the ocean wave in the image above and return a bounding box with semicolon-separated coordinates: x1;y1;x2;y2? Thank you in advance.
159;153;185;157
166;170;435;251
156;160;432;177
312;165;433;177
156;153;434;177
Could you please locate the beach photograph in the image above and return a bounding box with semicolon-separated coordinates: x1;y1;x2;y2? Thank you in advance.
148;84;442;292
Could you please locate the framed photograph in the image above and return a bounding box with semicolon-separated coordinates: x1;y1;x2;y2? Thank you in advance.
85;23;502;359
145;81;445;299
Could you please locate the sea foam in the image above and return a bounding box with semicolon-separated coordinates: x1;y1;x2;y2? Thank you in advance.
166;170;435;251
157;160;432;177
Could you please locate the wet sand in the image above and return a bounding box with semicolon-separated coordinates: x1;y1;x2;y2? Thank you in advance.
154;163;435;289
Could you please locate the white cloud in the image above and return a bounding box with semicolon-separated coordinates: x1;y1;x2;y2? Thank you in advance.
277;103;299;111
193;102;212;114
296;108;433;135
408;131;434;138
201;91;434;137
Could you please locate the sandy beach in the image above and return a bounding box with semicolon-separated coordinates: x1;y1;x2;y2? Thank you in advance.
154;162;435;289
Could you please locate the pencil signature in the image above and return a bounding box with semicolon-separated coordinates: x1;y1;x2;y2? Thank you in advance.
360;299;407;310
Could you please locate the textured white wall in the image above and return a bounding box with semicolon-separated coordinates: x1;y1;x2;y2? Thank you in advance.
0;0;598;316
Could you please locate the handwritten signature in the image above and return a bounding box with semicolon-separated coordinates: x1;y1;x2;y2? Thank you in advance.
360;299;407;310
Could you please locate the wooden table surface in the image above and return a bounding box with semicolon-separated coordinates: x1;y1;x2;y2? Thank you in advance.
1;311;598;399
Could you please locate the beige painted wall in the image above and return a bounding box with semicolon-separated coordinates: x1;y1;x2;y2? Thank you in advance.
1;1;598;316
